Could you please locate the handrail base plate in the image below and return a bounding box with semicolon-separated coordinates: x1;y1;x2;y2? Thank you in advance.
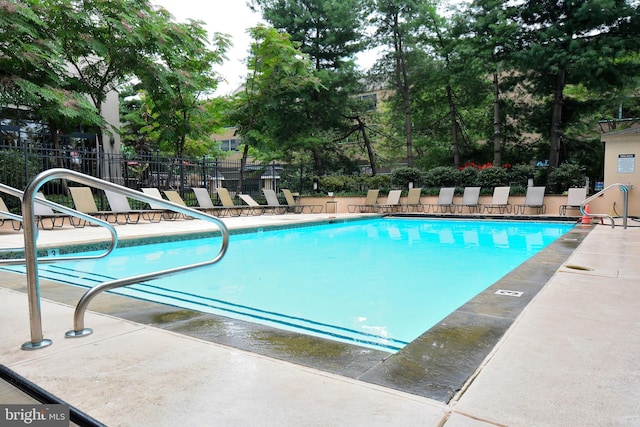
65;328;93;338
21;339;52;351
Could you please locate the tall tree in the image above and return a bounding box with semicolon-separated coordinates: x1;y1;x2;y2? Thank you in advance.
249;0;367;176
511;0;640;170
369;0;424;168
0;0;103;149
452;0;519;167
46;0;163;149
228;25;321;194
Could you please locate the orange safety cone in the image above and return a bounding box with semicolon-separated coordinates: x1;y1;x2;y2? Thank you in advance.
581;204;591;224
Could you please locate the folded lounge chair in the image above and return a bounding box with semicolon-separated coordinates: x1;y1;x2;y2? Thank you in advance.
454;187;481;213
483;187;512;214
515;186;546;214
282;188;323;213
238;193;285;215
401;187;423;212
262;189;288;214
347;189;379;213
376;189;403;213
104;190;162;224
428;187;455;213
559;187;587;215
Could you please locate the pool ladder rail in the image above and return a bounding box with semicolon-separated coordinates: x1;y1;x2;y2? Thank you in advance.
580;183;631;229
1;168;229;351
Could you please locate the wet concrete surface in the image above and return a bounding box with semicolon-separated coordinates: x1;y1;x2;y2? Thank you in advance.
0;221;587;404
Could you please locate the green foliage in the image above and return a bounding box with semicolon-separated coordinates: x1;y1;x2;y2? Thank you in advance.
0;150;40;208
391;167;423;188
475;166;509;187
317;173;392;194
423;166;459;187
508;164;534;187
457;167;479;186
318;175;356;193
547;163;586;194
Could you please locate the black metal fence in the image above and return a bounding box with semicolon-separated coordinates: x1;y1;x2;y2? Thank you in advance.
0;143;316;207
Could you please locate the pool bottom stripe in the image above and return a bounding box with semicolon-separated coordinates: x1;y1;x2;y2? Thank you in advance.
1;265;407;352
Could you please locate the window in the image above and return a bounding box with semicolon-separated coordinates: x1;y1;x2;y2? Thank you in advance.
219;138;240;152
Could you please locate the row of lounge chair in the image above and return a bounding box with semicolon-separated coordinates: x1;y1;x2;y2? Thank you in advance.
0;185;325;230
347;186;588;215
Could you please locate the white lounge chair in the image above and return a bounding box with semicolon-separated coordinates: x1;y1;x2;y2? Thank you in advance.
428;187;455;213
559;188;587;215
376;189;403;213
454;187;481;213
347;189;379;213
483;187;512;214
515;186;546;214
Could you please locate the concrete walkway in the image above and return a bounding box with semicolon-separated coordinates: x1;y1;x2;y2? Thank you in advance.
1;214;639;426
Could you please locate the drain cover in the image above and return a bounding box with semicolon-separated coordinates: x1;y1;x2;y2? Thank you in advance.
495;289;524;297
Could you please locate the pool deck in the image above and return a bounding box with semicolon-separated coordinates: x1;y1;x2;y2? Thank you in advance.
1;213;639;426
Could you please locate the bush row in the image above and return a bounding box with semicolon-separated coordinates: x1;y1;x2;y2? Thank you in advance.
317;164;586;195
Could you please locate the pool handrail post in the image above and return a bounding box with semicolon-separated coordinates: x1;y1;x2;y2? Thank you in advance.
17;170;121;350
15;168;229;348
21;182;51;350
579;183;631;229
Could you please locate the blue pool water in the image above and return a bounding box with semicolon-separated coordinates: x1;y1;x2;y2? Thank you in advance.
4;218;573;352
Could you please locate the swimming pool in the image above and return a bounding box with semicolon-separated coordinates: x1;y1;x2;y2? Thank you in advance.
4;218;573;352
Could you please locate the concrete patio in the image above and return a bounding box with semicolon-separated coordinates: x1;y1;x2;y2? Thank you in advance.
1;213;639;426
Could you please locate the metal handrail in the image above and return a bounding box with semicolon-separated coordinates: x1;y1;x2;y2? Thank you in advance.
0;183;119;265
579;183;631;229
19;168;229;351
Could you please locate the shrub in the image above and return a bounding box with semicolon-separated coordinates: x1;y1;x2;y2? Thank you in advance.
318;175;355;193
476;166;509;188
391;167;423;188
423;166;459;187
547;163;586;194
508;164;535;187
457;167;479;187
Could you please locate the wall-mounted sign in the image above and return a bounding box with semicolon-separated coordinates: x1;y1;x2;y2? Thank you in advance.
617;154;635;174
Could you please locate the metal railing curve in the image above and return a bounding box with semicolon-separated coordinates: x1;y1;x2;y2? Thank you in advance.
0;182;119;264
18;168;229;351
580;183;631;229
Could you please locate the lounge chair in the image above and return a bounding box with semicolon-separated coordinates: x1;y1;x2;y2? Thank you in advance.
375;189;402;213
104;190;162;224
282;188;323;213
0;196;22;230
238;193;285;215
163;190;196;219
214;187;249;216
192;187;232;216
262;189;288;214
402;187;423;212
483;187;512;214
347;189;379;213
69;186;112;226
454;187;481;213
140;188;181;220
559;187;587;215
515;186;546;214
34;192;68;229
428;187;455;213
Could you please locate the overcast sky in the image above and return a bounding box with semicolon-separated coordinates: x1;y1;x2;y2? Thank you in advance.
151;0;381;96
151;0;264;95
